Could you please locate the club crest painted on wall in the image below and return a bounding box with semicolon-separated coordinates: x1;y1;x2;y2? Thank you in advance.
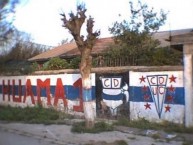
139;74;178;118
100;76;129;116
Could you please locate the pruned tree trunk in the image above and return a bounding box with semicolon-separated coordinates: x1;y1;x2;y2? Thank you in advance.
61;4;100;128
80;48;95;128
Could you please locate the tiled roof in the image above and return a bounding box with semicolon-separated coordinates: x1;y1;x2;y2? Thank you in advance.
60;37;114;58
29;28;193;62
28;42;77;61
28;37;114;61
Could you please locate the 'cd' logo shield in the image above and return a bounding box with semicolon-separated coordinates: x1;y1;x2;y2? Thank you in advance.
147;75;168;118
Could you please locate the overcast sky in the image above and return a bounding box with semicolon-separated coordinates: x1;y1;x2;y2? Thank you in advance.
13;0;193;46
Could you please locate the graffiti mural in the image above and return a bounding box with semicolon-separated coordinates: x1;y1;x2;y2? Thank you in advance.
130;71;184;124
0;70;186;124
97;73;129;117
0;74;96;114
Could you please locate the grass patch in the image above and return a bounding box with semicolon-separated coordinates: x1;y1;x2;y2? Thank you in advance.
0;105;72;124
114;117;193;134
114;140;128;145
151;134;161;140
127;136;136;140
114;117;159;130
71;121;114;133
85;140;128;145
1;105;193;135
182;141;193;145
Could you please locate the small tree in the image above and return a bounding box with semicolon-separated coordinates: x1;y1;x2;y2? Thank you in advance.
108;0;167;65
61;4;100;128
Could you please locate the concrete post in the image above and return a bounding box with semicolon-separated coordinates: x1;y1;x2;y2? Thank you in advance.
183;44;193;127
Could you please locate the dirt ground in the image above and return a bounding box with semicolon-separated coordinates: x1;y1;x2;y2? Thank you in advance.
0;121;193;145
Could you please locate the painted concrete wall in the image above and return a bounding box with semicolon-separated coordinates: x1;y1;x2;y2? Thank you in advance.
0;70;185;124
97;71;184;124
0;73;96;115
129;71;184;124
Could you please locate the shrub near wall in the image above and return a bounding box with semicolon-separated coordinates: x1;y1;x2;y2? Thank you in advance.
43;57;69;70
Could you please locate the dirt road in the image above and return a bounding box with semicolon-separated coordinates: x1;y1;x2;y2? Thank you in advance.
0;122;191;145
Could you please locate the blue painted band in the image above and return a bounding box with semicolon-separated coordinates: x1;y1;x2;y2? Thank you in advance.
129;86;185;105
0;85;96;100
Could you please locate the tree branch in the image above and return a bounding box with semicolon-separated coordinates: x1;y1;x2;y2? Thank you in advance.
61;5;100;52
60;8;87;49
86;16;100;48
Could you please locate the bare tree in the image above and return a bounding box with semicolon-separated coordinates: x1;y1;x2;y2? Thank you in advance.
0;0;19;46
61;4;100;128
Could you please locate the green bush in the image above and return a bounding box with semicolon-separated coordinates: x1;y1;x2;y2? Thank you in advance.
31;62;39;71
92;57;98;67
69;56;81;69
43;57;69;70
69;56;99;69
19;65;33;75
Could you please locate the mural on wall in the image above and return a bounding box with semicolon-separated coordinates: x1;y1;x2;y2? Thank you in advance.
99;73;129;116
130;71;184;123
0;74;96;114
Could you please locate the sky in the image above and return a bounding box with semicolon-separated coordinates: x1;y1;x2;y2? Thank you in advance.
13;0;193;46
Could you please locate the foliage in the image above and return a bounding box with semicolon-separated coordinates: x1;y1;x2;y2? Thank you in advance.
0;41;49;74
31;62;39;71
0;105;59;124
19;63;33;74
102;46;182;66
69;56;98;69
43;57;69;70
92;57;99;67
5;41;49;60
150;47;182;65
129;46;182;66
0;105;74;124
115;117;157;130
0;60;33;75
107;0;170;66
69;56;81;69
71;121;114;133
109;0;167;35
